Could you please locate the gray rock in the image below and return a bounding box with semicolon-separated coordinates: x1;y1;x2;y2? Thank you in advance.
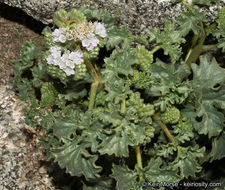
0;82;56;190
1;0;224;36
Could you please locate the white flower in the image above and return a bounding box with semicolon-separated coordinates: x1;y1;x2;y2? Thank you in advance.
52;28;71;43
82;33;99;51
64;67;75;76
47;45;85;76
47;45;62;65
49;45;61;53
58;35;67;43
46;55;55;65
58;61;67;70
61;51;74;68
60;50;84;76
49;45;61;57
94;22;107;38
69;51;83;65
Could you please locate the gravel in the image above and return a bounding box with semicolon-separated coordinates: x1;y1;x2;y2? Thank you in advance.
0;6;55;190
0;82;56;190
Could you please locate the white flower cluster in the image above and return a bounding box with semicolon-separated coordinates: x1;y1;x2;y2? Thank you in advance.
51;22;107;51
52;28;71;43
80;22;107;51
82;33;100;51
47;21;107;76
46;45;83;76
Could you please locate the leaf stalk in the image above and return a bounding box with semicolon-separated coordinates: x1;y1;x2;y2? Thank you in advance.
153;112;175;143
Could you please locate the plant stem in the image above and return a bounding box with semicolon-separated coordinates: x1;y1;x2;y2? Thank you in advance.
190;34;199;48
85;59;100;82
88;81;99;110
64;19;80;26
85;59;102;110
202;44;217;52
158;120;175;142
86;59;104;89
150;45;161;54
136;146;143;181
120;99;143;179
121;99;126;113
184;22;206;66
136;146;143;169
153;112;175;143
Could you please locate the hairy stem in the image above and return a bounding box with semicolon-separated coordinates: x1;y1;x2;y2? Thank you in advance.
150;45;161;54
85;59;100;82
158;120;175;142
136;146;143;169
85;59;102;110
136;147;143;181
202;44;218;52
121;99;126;113
153;112;175;143
88;81;99;110
86;59;104;89
184;22;206;66
190;34;199;48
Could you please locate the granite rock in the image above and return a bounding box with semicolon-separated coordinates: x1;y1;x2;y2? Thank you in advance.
1;0;224;36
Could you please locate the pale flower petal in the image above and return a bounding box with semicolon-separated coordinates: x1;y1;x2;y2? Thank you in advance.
94;22;107;38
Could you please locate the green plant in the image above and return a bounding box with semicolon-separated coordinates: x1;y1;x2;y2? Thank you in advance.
13;1;225;189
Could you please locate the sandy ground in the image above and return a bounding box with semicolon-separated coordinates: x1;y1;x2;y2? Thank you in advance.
0;3;56;190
